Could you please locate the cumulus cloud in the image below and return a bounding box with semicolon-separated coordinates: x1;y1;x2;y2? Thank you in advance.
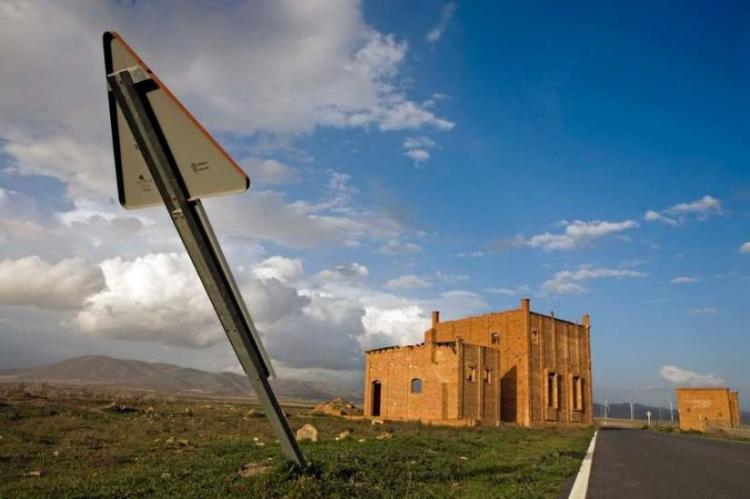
0;0;453;196
0;256;105;310
315;262;369;282
739;242;750;254
644;195;723;226
402;136;436;165
644;210;678;226
493;220;638;252
252;256;304;283
0;187;46;242
240;158;300;185
659;365;724;386
542;266;647;295
426;2;458;44
386;274;430;289
76;253;221;347
205;171;402;249
428;290;489;319
4;137;114;198
377;239;422;255
671;276;699;285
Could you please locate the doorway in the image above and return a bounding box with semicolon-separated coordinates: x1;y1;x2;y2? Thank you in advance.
371;380;382;417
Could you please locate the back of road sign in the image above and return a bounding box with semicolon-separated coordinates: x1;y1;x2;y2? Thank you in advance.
103;32;249;209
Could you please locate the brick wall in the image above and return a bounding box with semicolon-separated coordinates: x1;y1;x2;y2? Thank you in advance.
677;388;741;431
364;298;592;427
364;342;460;421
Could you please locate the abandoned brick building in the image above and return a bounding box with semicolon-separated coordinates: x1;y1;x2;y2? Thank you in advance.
676;388;741;432
363;298;593;427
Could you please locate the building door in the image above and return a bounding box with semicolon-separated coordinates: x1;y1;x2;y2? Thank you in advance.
501;367;517;422
371;381;382;417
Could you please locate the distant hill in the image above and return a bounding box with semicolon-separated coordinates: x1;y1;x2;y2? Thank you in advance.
0;355;362;403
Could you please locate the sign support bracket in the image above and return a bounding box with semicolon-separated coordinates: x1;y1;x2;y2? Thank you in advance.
106;69;305;467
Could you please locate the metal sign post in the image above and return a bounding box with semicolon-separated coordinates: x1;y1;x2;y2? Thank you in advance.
106;69;305;467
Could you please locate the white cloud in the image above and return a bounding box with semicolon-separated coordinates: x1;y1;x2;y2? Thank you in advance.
739;242;750;254
402;135;437;165
377;239;422;255
428;290;489;319
0;0;452;196
456;250;485;258
667;195;722;216
691;307;717;315
77;253;220;347
205;171;402;249
4;137;114;197
240;158;300;185
644;195;723;226
671;276;699;285
426;2;458;44
404;148;431;163
643;210;678;226
659;365;724;387
542;266;647;295
497;219;639;252
362;305;428;349
316;262;369;282
485;286;531;296
0;187;46;241
0;256;105;310
386;275;430;289
252;256;304;283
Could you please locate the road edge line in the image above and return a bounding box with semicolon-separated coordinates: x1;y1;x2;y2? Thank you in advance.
568;430;598;499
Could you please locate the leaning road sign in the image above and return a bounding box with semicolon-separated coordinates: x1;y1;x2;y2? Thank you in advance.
102;31;305;467
104;32;249;209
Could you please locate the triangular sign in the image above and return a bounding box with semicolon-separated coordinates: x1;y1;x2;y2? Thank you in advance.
103;31;249;209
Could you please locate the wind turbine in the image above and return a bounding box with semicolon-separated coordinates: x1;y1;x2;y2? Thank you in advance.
667;398;674;424
603;398;609;419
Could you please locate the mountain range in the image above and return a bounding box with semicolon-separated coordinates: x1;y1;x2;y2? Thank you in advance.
0;355;363;403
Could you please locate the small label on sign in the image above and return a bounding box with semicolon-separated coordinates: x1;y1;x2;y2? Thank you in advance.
190;161;210;173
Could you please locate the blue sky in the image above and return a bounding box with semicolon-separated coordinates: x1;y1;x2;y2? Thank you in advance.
0;1;747;407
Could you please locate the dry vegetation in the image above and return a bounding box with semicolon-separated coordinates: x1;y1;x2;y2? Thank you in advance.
0;384;592;498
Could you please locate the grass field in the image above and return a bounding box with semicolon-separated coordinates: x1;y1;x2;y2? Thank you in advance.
0;393;592;498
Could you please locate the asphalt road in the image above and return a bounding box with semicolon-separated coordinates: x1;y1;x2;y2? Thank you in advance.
586;428;750;499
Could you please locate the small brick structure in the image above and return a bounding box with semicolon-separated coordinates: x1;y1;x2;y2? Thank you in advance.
676;387;741;432
363;298;593;427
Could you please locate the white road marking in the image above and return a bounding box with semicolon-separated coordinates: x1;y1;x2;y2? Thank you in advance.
568;430;598;499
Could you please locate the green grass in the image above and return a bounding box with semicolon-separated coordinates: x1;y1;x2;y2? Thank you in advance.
0;395;592;498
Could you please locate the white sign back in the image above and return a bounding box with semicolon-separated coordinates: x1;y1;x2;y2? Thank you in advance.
103;32;249;209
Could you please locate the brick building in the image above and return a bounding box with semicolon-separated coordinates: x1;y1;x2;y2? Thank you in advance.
676;388;741;432
363;298;593;427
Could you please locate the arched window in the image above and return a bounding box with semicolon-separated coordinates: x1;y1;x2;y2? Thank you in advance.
410;378;422;394
490;332;500;345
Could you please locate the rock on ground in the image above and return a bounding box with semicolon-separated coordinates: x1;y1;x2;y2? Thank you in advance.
295;423;319;442
311;398;363;417
238;462;270;478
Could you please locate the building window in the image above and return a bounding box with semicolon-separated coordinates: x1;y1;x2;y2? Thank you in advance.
572;376;584;411
410;378;422;394
490;332;500;345
483;369;491;383
547;372;559;409
467;366;477;382
532;329;539;344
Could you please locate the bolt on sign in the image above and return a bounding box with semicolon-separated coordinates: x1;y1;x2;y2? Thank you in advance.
102;31;305;466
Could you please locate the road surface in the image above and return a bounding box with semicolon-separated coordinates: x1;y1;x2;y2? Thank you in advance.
586;428;750;498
